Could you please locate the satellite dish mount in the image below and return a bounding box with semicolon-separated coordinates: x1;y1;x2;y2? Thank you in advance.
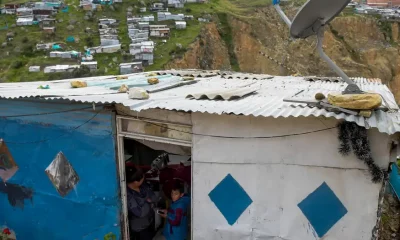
273;0;362;94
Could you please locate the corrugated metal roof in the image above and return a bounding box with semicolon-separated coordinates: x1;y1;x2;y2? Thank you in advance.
0;71;399;134
186;84;259;100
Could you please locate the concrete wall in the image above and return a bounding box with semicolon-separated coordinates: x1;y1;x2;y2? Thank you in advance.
0;100;121;240
191;113;392;240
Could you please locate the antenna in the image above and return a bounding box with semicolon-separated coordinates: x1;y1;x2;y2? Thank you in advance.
273;0;362;94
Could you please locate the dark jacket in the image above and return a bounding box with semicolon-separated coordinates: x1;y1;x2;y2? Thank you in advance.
127;183;157;232
163;195;190;240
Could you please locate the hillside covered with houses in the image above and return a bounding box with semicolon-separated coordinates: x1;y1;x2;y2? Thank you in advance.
0;0;210;82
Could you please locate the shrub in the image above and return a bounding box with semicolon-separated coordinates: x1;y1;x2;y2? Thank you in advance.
12;61;24;69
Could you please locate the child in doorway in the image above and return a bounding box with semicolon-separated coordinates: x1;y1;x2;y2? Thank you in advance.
160;180;190;240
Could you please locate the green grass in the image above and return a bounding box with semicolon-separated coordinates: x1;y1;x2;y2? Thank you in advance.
217;12;239;71
0;0;276;82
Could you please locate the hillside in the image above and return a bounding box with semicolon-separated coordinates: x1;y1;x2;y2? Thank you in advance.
0;0;219;82
2;0;400;103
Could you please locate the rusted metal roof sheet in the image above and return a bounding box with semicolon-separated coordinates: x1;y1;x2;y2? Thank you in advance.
0;71;398;134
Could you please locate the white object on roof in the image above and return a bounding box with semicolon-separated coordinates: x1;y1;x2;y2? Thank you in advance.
0;71;398;134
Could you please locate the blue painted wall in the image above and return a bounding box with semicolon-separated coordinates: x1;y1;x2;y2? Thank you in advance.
390;163;400;199
0;99;121;240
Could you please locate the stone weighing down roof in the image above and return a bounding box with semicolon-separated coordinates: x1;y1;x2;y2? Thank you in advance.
0;70;399;134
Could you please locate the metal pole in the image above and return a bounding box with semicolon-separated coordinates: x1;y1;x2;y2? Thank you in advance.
273;4;292;28
316;28;362;94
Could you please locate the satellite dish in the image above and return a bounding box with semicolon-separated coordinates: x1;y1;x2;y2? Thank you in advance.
272;0;362;94
290;0;351;39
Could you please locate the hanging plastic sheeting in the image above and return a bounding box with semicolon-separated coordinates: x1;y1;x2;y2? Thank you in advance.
46;2;61;8
61;6;69;13
390;163;400;200
66;36;75;43
52;44;62;50
70;51;79;58
191;113;392;240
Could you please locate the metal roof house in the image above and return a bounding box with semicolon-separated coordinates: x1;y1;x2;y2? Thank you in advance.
0;70;399;240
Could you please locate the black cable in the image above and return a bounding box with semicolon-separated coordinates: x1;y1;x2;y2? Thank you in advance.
0;104;104;118
142;120;337;139
3;110;103;145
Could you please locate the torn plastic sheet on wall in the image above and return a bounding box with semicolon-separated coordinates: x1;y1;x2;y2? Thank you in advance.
0;139;18;182
45;151;79;197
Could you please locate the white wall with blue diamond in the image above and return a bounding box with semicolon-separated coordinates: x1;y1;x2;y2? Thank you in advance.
191;113;391;240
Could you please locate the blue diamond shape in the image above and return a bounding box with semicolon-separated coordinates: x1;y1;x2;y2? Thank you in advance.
208;174;253;225
298;182;348;238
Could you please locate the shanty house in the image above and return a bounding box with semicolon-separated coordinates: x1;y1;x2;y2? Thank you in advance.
4;4;19;14
88;44;122;54
0;70;399;240
119;62;143;74
157;12;185;21
28;66;40;72
43;65;80;73
100;38;120;46
81;61;98;71
130;37;149;44
175;21;186;29
40;18;56;29
0;94;121;239
150;2;165;11
149;25;170;38
43;27;56;33
16;7;33;16
16;17;34;26
129;41;154;55
137;22;150;30
49;51;80;58
167;0;184;8
99;18;117;25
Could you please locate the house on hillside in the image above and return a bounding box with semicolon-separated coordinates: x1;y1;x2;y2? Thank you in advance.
137;22;150;30
0;71;399;240
175;21;186;29
40;18;56;29
119;62;143;74
167;0;184;8
50;51;81;58
129;41;154;55
88;44;121;54
100;38;120;46
43;65;80;73
28;66;40;72
99;18;117;25
150;2;166;11
157;12;184;21
81;61;98;71
16;17;34;26
16;7;33;17
149;25;170;37
366;0;400;6
5;4;19;14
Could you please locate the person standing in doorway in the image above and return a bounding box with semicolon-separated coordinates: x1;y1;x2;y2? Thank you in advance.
126;165;157;240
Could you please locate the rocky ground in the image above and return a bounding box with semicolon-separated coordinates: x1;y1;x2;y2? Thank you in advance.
379;193;400;240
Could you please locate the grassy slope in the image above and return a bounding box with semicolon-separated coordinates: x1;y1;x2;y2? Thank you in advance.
0;0;221;82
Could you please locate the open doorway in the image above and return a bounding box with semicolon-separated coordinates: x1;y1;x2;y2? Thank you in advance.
122;137;192;240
